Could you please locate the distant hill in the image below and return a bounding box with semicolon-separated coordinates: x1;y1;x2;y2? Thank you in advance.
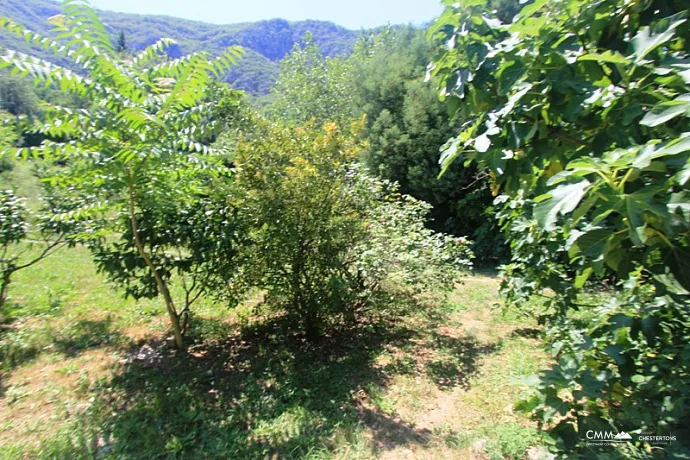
0;0;362;95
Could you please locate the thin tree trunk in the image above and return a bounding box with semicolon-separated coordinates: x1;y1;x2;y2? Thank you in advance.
127;178;185;349
0;272;10;318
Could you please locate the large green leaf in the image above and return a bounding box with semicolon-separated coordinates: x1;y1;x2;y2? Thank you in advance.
622;188;668;246
632;17;687;63
640;94;690;127
632;135;690;168
534;181;591;231
578;51;631;65
663;247;690;292
569;228;612;260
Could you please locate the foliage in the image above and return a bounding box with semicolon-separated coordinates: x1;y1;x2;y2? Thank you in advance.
270;33;355;127
230;120;473;338
0;109;18;172
0;0;243;348
86;158;243;334
0;0;359;96
225;49;281;97
0;189;70;314
229;121;366;337
0;73;38;116
352;174;474;302
350;27;507;265
429;0;690;454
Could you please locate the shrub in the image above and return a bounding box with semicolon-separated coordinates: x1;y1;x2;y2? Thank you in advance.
230;120;473;338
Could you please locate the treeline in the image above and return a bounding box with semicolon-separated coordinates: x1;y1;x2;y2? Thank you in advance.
1;25;509;265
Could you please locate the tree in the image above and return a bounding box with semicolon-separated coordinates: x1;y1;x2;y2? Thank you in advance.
230;121;367;338
269;32;354;127
0;74;38;115
429;0;690;454
0;1;244;349
0;109;17;172
349;27;506;264
116;29;127;53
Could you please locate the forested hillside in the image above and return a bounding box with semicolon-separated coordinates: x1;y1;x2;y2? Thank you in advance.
0;0;359;95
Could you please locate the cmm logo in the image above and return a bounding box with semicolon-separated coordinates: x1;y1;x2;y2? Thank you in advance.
586;431;632;443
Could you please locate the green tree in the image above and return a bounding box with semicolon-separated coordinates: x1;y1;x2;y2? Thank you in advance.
350;27;506;264
0;189;72;316
0;109;17;172
0;1;243;349
429;0;690;453
0;74;38;115
116;29;127;53
230;121;366;338
269;32;354;127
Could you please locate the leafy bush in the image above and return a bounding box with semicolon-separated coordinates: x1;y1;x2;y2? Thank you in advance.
429;0;690;455
230;120;473;338
352;174;474;302
87;158;242;333
0;109;17;173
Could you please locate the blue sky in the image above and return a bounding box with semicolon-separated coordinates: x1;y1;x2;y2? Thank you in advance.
88;0;443;29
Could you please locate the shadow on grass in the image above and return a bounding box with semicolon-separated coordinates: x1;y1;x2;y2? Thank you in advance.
426;333;500;390
87;317;418;458
63;311;497;459
510;327;542;339
0;317;127;373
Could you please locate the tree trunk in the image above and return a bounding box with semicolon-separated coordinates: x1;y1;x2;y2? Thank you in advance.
0;272;10;319
127;179;185;349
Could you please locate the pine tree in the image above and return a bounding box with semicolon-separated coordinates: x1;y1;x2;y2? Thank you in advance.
116;29;127;53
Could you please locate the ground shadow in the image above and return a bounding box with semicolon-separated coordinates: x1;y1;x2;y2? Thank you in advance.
0;317;126;373
425;332;500;390
73;312;498;459
510;327;542;339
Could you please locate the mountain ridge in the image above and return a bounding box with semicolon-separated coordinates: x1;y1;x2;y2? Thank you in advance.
0;0;363;95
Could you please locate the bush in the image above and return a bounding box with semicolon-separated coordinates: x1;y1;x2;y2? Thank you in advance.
0;109;17;174
230;121;473;338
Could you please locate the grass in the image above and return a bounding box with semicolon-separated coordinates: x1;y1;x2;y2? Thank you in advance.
0;243;551;459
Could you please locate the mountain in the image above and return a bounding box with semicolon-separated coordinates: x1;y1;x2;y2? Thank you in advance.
0;0;362;95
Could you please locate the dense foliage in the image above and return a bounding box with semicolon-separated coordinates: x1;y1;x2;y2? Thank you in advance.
350;27;507;264
269;29;507;264
229;120;473;338
270;33;354;126
429;0;690;454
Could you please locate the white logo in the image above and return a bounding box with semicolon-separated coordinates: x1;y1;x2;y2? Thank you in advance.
585;431;631;444
585;430;675;447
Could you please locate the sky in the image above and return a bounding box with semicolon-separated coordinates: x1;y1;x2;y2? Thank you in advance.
88;0;443;30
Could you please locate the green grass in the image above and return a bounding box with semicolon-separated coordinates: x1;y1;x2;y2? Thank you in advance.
0;247;551;459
